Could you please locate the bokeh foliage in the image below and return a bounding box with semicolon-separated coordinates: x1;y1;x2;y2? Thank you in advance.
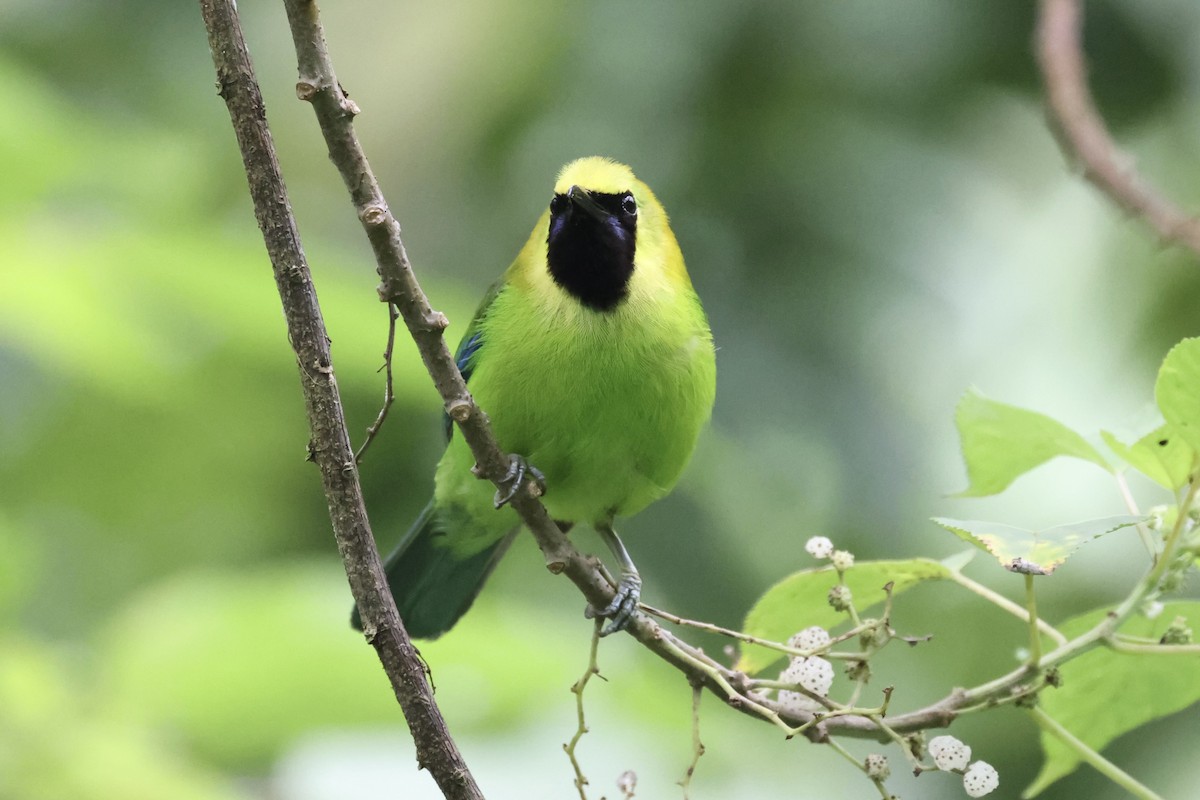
3;1;1200;798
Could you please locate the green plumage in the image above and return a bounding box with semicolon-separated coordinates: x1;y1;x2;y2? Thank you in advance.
355;157;716;639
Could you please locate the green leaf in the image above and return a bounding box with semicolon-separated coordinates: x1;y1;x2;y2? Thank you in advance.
738;558;955;674
1024;601;1200;797
954;388;1111;497
1155;338;1200;456
932;516;1143;575
1101;425;1195;490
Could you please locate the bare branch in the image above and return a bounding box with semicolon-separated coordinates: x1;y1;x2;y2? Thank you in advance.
197;3;483;798
1036;0;1200;256
355;302;398;464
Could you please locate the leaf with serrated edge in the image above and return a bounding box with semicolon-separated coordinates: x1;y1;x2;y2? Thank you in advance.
954;389;1110;497
1155;338;1200;457
738;559;954;674
932;517;1143;575
1025;601;1200;797
1101;426;1194;490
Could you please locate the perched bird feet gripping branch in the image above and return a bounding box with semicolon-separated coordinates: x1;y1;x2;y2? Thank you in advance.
588;523;643;636
493;453;546;509
591;569;642;636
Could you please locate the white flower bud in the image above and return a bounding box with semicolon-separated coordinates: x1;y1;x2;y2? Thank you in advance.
962;760;998;797
806;536;834;559
796;656;834;696
777;688;823;714
828;584;852;611
864;753;890;780
616;770;636;796
777;654;835;711
788;626;832;652
831;549;855;571
928;735;971;771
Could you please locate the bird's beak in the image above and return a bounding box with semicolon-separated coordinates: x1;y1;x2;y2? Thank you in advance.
567;185;608;222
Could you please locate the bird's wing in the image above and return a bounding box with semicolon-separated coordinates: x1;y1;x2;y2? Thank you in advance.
444;276;506;441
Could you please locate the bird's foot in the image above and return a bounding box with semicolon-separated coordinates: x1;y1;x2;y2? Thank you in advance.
587;571;642;636
493;453;546;509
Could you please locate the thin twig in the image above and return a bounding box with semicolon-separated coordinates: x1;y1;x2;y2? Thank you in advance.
565;618;604;800
197;3;483;798
1105;636;1200;655
355;302;398;463
824;738;895;800
1036;0;1200;256
678;683;705;799
641;602;874;659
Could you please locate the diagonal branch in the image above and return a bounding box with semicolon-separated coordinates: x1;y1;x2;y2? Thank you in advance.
197;2;483;798
276;0;1079;746
277;0;822;734
1036;0;1200;256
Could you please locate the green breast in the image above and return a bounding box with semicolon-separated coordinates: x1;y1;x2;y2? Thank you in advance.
435;282;715;528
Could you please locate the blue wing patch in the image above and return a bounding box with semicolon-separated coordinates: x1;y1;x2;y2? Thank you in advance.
444;331;484;441
456;331;484;384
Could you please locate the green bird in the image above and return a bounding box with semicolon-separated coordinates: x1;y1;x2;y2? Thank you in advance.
354;156;716;638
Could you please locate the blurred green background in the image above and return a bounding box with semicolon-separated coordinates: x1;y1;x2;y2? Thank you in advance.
3;1;1199;798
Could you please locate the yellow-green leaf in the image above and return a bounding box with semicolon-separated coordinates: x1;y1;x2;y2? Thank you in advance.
1155;338;1200;456
738;558;955;674
954;388;1110;497
1024;601;1200;797
1101;426;1195;490
932;516;1143;575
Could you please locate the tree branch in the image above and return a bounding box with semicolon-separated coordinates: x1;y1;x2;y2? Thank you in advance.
197;3;483;798
276;0;1066;746
1036;0;1200;256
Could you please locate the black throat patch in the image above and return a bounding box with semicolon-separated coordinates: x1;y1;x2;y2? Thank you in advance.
546;188;638;312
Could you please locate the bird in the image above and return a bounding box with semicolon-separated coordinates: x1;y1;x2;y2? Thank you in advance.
354;156;716;639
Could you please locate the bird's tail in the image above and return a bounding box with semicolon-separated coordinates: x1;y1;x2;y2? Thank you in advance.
351;500;518;638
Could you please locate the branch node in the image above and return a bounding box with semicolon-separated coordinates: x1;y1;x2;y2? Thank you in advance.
446;398;473;423
546;560;567;574
360;203;389;226
295;79;319;102
423;310;450;332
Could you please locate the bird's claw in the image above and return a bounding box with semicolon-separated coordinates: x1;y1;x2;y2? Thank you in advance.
493;454;546;509
587;572;642;636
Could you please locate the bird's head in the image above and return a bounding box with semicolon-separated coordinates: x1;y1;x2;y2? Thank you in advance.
545;157;661;313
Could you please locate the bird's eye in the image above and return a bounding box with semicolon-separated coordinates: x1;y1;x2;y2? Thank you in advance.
621;194;637;216
550;194;566;215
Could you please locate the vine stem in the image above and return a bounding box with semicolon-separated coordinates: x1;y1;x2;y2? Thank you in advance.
1029;707;1166;800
